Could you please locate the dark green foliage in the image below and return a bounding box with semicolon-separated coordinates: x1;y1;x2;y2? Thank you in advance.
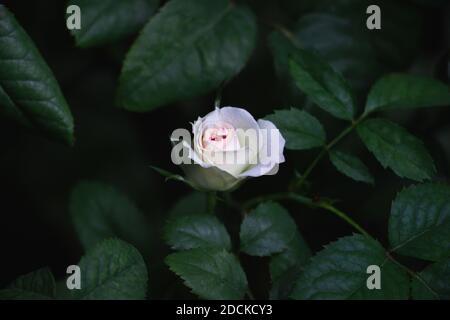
0;5;74;144
69;0;159;48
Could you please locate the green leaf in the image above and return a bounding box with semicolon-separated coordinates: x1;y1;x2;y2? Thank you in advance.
0;268;55;300
54;281;72;300
72;238;148;300
169;192;207;218
389;183;450;262
291;234;409;300
69;0;159;48
164;214;231;251
268;12;378;104
269;0;424;101
365;73;450;113
293;12;380;94
288;48;355;120
117;0;257;111
270;233;311;281
269;233;311;300
0;5;74;145
412;258;450;300
240;202;298;256
329;150;374;184
265;108;326;150
357;118;436;181
166;248;247;300
69;181;152;253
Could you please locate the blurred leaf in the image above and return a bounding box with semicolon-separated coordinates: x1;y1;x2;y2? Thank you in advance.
289;48;355;120
278;0;317;18
0;268;55;300
357;118;436;181
69;0;159;48
240;202;297;256
268;31;306;104
71;238;148;300
0;5;74;145
117;0;257;111
54;281;71;300
308;0;422;69
367;1;422;68
164;214;231;251
271;0;422;104
365;73;450;113
329;150;374;184
291;234;409;300
169;192;207;218
389;183;450;262
265;108;326;150
70;181;152;253
269;233;311;300
412;258;450;300
293;12;380;93
166;248;247;300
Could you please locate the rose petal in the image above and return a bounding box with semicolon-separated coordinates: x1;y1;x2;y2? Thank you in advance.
183;138;249;179
204;107;259;131
258;119;286;163
238;162;276;177
204;148;252;178
191;117;204;158
182;140;211;168
238;119;285;177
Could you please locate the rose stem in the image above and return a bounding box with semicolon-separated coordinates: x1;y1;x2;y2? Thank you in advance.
223;192;246;217
222;192;256;300
291;112;370;191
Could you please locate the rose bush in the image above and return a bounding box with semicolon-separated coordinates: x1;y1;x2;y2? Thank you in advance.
177;107;285;191
2;0;450;302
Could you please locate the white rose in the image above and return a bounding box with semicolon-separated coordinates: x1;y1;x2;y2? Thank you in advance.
177;106;285;191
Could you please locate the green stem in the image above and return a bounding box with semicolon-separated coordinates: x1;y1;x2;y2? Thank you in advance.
222;193;256;299
244;192;370;238
244;192;313;210
273;23;371;190
223;192;246;217
317;202;370;238
292;148;327;190
207;192;217;214
273;23;302;47
291;114;368;190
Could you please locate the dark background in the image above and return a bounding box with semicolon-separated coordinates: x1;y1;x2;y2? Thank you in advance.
0;0;449;299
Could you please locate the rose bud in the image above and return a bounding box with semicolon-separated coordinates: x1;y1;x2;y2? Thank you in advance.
171;107;285;191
